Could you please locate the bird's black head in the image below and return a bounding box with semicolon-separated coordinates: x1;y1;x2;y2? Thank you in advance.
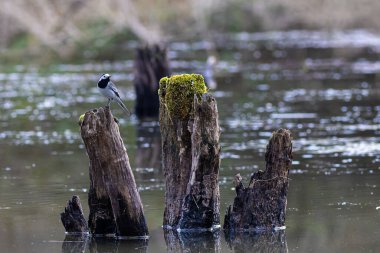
98;73;110;88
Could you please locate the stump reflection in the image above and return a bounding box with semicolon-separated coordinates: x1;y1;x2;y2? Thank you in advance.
135;120;162;176
164;230;221;253
89;237;148;253
62;234;89;253
61;235;148;253
224;230;288;253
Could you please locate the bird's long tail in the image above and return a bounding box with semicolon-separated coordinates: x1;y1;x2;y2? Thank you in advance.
115;97;131;116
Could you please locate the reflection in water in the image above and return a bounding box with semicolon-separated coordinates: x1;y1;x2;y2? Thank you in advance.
135;120;162;174
62;235;148;253
224;230;288;253
164;230;221;253
89;237;148;253
62;234;89;253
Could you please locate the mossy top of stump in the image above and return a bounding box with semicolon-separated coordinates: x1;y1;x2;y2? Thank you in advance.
159;74;207;120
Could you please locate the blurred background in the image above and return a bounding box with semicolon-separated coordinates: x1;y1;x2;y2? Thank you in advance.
1;0;380;62
1;1;380;253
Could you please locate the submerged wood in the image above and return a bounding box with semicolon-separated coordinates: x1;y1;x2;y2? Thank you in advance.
134;44;170;120
80;106;148;237
224;129;292;231
159;75;221;230
60;195;88;233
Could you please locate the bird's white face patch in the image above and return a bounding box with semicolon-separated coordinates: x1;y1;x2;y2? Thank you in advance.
99;73;110;81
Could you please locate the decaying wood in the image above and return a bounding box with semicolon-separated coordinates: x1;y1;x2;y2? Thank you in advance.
80;106;148;237
160;92;221;230
164;230;221;253
60;195;88;233
224;129;292;231
134;44;170;120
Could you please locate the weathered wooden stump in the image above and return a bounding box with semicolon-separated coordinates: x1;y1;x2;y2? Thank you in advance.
159;74;221;230
80;106;148;237
60;195;88;233
134;44;170;120
224;129;292;231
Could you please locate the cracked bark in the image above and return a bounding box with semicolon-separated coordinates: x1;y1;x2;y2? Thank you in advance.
224;129;293;231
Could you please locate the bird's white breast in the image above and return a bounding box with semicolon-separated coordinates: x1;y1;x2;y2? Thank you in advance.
98;87;117;99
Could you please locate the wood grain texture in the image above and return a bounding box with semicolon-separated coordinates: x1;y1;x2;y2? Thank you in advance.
224;129;292;231
160;93;221;230
81;106;148;237
60;195;88;233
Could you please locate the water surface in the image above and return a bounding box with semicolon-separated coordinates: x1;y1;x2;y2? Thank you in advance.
1;29;380;252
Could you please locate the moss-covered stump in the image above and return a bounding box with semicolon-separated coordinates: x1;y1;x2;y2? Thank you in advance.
134;44;170;120
224;129;292;231
80;106;148;237
159;74;221;230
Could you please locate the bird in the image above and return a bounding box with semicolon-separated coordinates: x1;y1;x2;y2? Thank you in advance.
97;73;131;116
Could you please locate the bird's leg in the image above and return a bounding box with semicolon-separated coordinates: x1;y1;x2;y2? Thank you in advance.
107;98;111;106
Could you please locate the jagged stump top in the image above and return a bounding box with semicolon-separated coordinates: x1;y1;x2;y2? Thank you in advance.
158;74;207;120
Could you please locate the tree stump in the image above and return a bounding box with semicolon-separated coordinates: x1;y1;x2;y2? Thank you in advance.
134;44;170;120
159;74;221;230
60;195;88;233
80;106;148;237
224;129;292;231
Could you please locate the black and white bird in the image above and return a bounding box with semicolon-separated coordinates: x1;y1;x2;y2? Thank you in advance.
97;73;131;116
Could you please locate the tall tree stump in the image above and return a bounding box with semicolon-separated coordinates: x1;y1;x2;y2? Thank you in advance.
134;44;170;120
224;129;292;231
159;74;221;230
80;106;148;237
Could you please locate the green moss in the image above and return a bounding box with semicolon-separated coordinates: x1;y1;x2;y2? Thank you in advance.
159;74;207;120
78;114;85;126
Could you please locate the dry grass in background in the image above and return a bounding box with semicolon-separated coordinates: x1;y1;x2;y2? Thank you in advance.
0;0;379;58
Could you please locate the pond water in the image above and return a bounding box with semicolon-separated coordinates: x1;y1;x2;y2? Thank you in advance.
1;29;380;252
